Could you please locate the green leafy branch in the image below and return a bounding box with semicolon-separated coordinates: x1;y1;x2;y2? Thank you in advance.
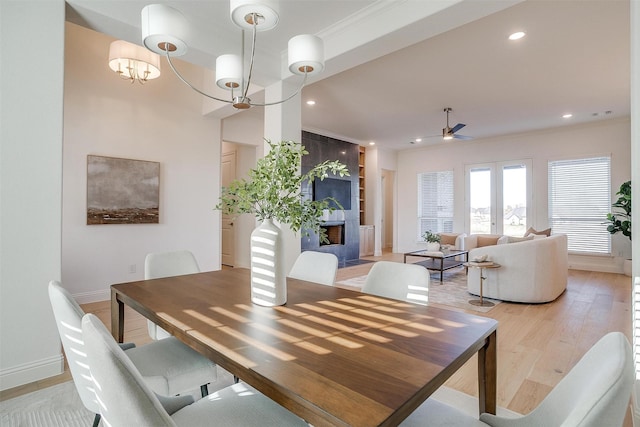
216;140;350;242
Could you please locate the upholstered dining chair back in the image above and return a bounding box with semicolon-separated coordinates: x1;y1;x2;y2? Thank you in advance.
50;279;216;403
288;251;339;286
362;261;430;305
82;313;178;427
145;250;200;280
480;331;634;427
145;250;200;340
400;331;633;426
82;313;308;427
48;281;101;417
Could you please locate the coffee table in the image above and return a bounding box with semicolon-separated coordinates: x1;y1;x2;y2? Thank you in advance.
404;249;469;282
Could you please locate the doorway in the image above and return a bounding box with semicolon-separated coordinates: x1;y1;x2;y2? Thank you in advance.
381;169;395;250
221;150;237;267
465;159;532;236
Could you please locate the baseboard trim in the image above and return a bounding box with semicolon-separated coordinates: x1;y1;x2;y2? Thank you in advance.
568;262;621;274
74;289;110;304
0;354;63;391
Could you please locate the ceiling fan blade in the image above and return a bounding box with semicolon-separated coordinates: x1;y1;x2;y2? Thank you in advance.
453;134;473;140
450;123;466;133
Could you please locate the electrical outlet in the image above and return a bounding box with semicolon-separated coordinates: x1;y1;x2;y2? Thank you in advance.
128;264;137;274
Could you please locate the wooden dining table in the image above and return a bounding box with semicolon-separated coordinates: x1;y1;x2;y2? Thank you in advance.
111;268;497;427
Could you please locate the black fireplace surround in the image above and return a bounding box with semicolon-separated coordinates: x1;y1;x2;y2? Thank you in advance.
301;131;360;265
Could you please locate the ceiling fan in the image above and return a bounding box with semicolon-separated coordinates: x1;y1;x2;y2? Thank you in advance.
410;107;473;144
442;107;472;140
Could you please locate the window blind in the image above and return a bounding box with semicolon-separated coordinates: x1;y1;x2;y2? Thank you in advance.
548;156;611;254
417;171;454;238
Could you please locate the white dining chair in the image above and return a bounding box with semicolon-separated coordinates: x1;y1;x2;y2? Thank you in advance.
362;261;430;305
48;280;217;427
81;313;308;427
400;331;634;426
145;250;201;340
288;251;339;286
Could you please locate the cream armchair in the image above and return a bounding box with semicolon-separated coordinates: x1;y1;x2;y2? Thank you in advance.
438;232;467;250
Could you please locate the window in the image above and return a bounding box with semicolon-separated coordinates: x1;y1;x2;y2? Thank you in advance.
417;170;454;238
548;156;611;254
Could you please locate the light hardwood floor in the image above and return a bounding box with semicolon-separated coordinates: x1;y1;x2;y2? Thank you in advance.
1;251;633;425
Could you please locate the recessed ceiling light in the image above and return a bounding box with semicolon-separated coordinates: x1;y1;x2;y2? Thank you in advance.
369;141;375;146
562;113;573;119
415;138;422;143
508;31;526;41
306;100;316;105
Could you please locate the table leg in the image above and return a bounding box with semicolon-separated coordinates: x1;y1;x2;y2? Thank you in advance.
110;288;124;343
478;330;497;415
440;257;444;282
465;252;469;274
469;267;495;307
479;268;485;304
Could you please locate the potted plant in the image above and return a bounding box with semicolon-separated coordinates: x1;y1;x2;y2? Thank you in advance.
422;230;441;251
216;140;349;305
605;180;631;276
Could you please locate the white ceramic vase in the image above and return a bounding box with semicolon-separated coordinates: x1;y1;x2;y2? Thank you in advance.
250;218;286;306
426;242;440;251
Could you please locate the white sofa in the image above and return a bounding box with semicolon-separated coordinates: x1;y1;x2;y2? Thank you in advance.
467;234;568;303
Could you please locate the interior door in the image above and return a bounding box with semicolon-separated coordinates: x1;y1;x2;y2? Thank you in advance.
221;151;237;267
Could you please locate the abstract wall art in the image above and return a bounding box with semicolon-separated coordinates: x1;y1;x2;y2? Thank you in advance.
87;155;160;225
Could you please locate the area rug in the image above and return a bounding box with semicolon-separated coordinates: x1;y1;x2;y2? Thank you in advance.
0;366;236;427
0;380;517;427
0;381;93;427
335;266;501;313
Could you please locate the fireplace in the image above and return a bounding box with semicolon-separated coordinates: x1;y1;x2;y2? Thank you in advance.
320;223;344;246
301;131;360;265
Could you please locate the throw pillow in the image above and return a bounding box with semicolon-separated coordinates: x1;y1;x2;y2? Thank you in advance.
524;227;551;237
439;233;457;246
477;235;500;247
507;235;535;244
497;235;509;245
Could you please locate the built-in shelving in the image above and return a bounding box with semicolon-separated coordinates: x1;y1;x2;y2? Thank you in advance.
359;146;365;225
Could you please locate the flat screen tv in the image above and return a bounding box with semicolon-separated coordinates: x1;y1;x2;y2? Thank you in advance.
313;178;351;210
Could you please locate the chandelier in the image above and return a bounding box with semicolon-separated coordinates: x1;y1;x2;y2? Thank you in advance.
108;40;161;84
140;1;325;109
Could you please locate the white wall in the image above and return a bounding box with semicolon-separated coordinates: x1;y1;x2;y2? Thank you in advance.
0;0;66;390
222;107;265;146
630;0;640;422
62;23;222;302
397;118;631;273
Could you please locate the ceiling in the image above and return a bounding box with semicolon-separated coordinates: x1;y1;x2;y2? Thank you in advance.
66;0;630;151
